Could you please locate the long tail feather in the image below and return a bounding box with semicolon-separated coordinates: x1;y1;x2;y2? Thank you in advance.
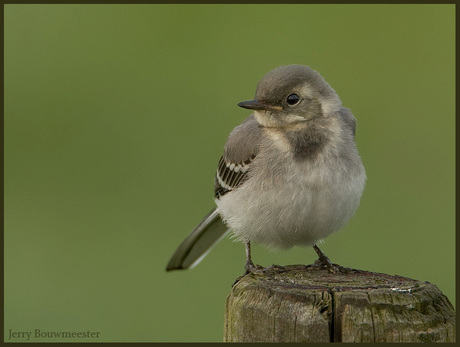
166;208;229;271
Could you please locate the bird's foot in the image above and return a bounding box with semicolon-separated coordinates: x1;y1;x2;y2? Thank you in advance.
244;260;263;275
313;257;340;273
312;244;343;273
232;261;264;286
312;257;354;273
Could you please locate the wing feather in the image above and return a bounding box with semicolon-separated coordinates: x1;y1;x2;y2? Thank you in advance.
214;115;262;199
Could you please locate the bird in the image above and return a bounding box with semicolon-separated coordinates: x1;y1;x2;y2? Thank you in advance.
166;64;366;274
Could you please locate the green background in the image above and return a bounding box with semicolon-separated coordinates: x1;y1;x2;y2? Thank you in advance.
4;4;455;343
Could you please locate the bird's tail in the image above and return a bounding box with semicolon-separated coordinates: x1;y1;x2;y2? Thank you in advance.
166;208;230;271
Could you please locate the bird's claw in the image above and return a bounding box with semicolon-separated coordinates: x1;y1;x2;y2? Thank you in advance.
244;260;263;275
313;257;340;273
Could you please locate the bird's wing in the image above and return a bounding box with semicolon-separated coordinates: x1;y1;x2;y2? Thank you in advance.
166;115;263;271
339;107;357;138
214;115;262;199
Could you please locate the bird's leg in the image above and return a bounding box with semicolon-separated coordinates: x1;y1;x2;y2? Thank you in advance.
232;242;256;286
244;241;256;274
313;244;340;273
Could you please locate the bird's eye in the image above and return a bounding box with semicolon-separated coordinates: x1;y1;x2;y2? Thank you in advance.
286;93;300;105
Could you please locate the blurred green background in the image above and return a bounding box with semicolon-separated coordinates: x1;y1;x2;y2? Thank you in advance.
4;4;455;343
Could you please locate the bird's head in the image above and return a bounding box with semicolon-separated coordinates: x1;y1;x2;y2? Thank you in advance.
238;65;342;128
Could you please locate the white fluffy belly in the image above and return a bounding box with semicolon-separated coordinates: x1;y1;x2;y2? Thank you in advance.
215;157;365;250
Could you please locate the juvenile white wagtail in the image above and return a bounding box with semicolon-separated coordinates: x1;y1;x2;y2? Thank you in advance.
166;64;366;273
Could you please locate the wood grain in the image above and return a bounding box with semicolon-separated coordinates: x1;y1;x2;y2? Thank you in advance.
224;265;455;342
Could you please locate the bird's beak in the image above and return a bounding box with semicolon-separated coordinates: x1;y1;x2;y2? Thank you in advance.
237;99;282;111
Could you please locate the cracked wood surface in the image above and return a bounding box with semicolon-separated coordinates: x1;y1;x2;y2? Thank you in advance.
224;265;455;342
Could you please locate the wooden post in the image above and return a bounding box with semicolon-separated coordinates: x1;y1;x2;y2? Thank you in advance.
224;265;455;342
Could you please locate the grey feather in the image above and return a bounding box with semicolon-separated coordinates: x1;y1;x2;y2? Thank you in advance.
166;209;230;271
339;107;357;138
214;115;261;198
223;115;261;164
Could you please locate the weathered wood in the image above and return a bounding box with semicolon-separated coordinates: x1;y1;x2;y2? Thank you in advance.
224;265;455;342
